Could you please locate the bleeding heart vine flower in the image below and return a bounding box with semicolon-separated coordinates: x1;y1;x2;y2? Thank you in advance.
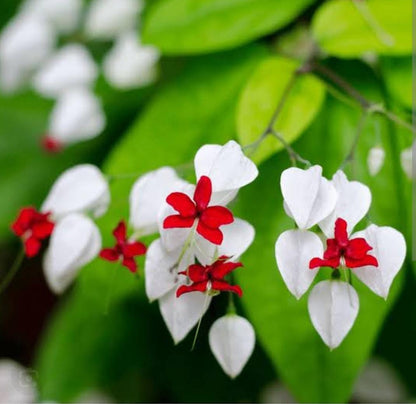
209;314;255;378
367;146;385;177
33;44;98;99
103;32;160;90
43;87;106;152
176;256;243;297
400;143;413;179
275;166;406;349
100;220;147;273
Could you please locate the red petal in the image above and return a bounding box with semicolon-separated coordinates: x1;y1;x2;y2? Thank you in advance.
346;238;372;260
11;207;36;236
211;261;243;279
166;192;196;217
323;238;340;259
176;281;208;297
196;221;223;245
163;215;195;229
24;237;41;258
346;254;378;268
41;136;62;153
122;257;138;273
186;264;208;282
99;248;120;262
113;221;127;244
31;220;54;239
200;206;234;228
309;257;340;269
194;176;212;211
334;218;349;247
211;280;242;297
123;241;147;258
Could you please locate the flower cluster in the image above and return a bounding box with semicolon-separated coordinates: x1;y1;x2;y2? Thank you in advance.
275;166;406;349
0;0;159;151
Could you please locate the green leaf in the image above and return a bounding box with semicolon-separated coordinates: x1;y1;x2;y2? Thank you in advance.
76;44;267;306
234;63;410;402
312;0;412;58
381;57;412;110
142;0;316;54
236;56;325;164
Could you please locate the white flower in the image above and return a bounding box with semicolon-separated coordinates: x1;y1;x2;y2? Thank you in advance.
129;167;187;236
367;146;385;176
281;165;337;230
45;88;106;148
44;213;101;293
33;44;98;98
20;0;82;34
42;164;110;219
308;280;359;350
0;359;36;403
400;144;413;179
0;13;55;93
103;32;159;90
84;0;143;40
209;314;255;378
275;167;406;348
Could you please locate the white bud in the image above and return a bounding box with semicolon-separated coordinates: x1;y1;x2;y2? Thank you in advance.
400;144;413;179
367;146;385;176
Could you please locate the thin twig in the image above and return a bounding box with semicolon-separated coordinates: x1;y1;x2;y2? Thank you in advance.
0;249;24;296
270;129;311;167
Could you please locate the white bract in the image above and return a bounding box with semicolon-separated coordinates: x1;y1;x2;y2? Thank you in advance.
400;144;413;179
367;146;385;176
42;164;110;219
33;44;98;98
0;13;55;93
0;359;36;404
85;0;143;40
209;315;255;378
308;280;359;350
275;166;406;348
20;0;82;34
47;88;106;147
103;32;160;90
44;213;101;293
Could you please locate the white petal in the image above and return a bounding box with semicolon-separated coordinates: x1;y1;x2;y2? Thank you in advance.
219;218;255;259
43;213;101;294
308;280;359;349
84;0;143;40
0;359;37;404
48;88;106;144
129;167;187;236
352;225;406;299
275;229;322;299
319;170;371;237
400;145;412;179
209;315;255;378
20;0;82;34
0;14;55;92
103;31;159;90
42;164;110;219
281;166;337;230
194;140;258;194
33;44;97;98
158;287;211;344
144;239;193;302
367;146;385;176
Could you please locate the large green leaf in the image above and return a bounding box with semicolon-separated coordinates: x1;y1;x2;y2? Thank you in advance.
236;56;325;164
142;0;315;54
312;0;412;58
233;63;411;402
381;57;412;110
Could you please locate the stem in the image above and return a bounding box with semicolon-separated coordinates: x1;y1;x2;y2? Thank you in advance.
0;249;25;295
104;265;118;315
227;292;236;315
191;292;210;351
270;129;311;167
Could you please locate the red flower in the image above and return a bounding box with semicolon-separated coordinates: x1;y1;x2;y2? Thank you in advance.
163;176;234;245
11;206;54;257
100;220;147;273
309;218;378;270
41;136;62;153
176;256;243;297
